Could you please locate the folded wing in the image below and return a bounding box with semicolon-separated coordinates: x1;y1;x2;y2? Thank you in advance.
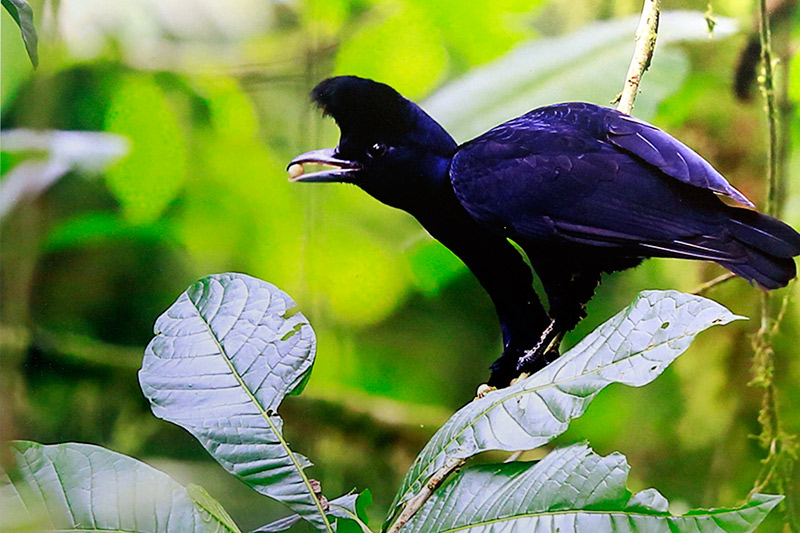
450;103;799;288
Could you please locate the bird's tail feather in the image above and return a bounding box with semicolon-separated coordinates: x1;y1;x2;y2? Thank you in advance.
719;208;800;289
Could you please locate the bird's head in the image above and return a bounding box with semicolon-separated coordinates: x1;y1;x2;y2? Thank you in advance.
288;76;457;210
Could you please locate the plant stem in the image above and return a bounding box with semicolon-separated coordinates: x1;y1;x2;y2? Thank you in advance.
757;0;779;219
617;0;661;115
690;272;736;295
385;458;465;533
749;0;798;528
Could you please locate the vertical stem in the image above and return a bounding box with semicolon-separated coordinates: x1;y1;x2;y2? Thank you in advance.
758;0;779;219
750;1;798;530
617;0;661;115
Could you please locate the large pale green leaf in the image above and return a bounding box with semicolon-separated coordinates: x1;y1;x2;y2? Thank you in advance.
139;273;333;532
1;0;37;67
388;290;742;522
0;441;239;532
424;10;737;140
401;444;781;532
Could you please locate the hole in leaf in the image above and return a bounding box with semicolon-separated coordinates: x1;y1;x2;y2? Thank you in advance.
281;323;305;341
283;305;301;319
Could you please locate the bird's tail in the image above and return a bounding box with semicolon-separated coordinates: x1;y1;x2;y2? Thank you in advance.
719;208;800;289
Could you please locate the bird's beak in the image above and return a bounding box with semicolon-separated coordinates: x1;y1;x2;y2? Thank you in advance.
287;148;361;183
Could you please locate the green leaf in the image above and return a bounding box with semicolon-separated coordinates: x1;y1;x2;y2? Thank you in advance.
401;444;781;532
1;0;37;67
187;484;241;533
1;441;239;532
424;10;737;140
256;491;372;533
139;273;333;532
388;290;742;523
104;74;188;223
43;212;172;251
409;0;540;68
334;1;448;99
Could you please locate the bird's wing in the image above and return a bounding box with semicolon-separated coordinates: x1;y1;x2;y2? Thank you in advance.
604;111;754;207
449;103;750;261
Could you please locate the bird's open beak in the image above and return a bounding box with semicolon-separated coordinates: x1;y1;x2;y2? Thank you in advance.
287;148;361;183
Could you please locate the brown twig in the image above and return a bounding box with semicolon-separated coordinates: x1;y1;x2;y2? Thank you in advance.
690;272;737;295
617;0;661;115
386;457;465;533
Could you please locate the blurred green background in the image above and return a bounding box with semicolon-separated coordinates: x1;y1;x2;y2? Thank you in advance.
2;0;799;531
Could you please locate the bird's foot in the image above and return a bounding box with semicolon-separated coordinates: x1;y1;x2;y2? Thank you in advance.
475;383;496;399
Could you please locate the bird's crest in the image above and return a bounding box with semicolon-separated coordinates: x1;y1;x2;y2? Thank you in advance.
311;76;415;140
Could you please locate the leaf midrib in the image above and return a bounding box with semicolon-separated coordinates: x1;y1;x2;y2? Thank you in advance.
430;504;767;533
187;290;332;533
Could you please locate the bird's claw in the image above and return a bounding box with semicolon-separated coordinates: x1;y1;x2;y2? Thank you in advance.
475;383;496;399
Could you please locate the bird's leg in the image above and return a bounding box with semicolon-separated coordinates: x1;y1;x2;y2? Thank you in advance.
515;319;563;374
517;260;602;376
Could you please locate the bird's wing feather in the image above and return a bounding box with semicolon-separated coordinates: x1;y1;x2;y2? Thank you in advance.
450;103;749;261
605;112;754;207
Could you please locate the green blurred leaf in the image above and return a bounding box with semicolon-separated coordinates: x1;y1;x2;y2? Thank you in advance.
424;10;737;140
1;6;32;109
187;484;241;533
308;226;413;325
105;74;188;223
1;441;238;532
300;0;350;37
2;0;37;68
44;212;173;251
407;239;464;295
335;1;448;99
410;0;540;68
401;444;781;532
388;290;742;522
139;273;333;532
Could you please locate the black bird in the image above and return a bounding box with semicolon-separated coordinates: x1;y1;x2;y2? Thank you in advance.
289;75;800;387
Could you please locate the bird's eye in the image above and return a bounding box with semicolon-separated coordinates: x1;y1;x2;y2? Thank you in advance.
367;143;387;158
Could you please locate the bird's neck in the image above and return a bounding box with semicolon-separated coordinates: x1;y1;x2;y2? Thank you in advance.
409;179;551;363
363;154;455;214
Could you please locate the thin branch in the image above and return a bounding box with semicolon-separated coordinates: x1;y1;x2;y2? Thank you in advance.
386;457;465;533
690;272;736;295
617;0;661;115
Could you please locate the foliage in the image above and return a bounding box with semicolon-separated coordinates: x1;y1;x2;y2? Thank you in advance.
425;10;737;140
140;273;333;530
1;277;780;532
1;441;239;532
1;0;37;67
2;1;799;531
400;445;780;532
389;290;742;518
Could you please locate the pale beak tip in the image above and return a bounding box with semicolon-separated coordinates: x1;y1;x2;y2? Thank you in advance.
288;163;305;180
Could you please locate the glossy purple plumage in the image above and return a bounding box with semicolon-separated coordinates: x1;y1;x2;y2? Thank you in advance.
295;76;800;386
